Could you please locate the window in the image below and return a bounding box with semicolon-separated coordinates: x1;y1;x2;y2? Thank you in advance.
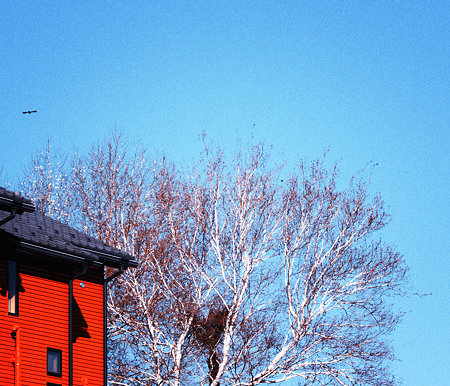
8;260;18;315
47;348;62;377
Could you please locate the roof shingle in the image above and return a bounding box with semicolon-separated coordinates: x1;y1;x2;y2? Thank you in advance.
0;187;137;268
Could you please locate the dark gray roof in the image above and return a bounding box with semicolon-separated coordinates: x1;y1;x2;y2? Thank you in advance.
0;187;137;269
0;187;35;214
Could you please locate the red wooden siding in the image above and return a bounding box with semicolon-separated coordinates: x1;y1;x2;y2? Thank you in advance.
73;274;104;386
17;270;69;385
0;259;104;385
0;259;15;385
0;260;69;385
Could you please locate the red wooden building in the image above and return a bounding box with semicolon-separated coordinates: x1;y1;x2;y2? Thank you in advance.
0;187;137;385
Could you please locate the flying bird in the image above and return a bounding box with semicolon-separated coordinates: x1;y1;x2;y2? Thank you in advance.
22;110;37;114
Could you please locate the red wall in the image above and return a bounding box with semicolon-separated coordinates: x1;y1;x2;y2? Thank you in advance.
0;258;104;385
73;275;104;386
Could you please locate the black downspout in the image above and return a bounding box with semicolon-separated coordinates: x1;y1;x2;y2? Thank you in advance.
69;264;88;386
103;265;125;386
0;207;16;226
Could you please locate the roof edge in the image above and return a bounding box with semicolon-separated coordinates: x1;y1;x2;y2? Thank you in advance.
3;237;138;269
0;196;35;214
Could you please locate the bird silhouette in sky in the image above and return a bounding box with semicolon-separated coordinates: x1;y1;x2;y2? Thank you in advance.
22;110;37;114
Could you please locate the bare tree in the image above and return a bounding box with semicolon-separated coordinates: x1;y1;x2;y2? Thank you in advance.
70;132;153;254
104;139;406;385
20;134;407;385
20;139;75;223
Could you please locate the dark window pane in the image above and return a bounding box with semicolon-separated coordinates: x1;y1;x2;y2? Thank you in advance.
47;348;62;377
8;260;18;315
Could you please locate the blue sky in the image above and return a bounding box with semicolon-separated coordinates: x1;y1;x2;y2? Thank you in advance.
1;2;449;384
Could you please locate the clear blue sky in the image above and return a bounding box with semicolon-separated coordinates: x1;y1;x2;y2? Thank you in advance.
1;2;448;384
